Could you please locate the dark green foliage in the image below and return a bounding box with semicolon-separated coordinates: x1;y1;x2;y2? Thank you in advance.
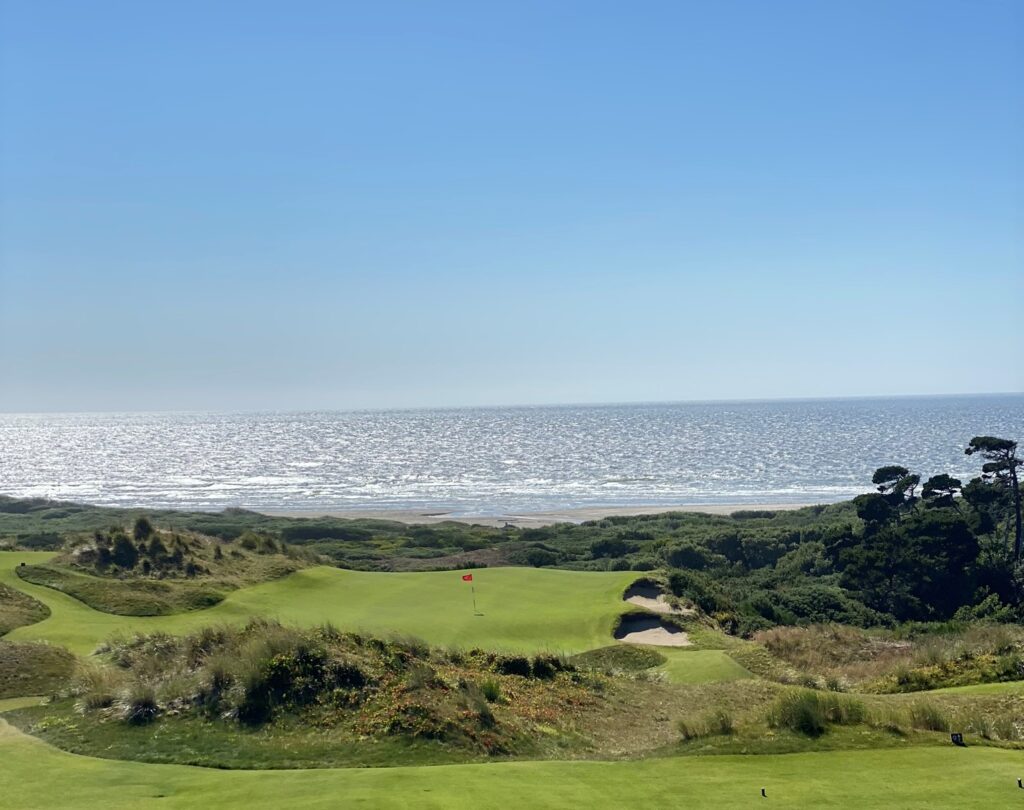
132;516;154;542
530;655;571;679
110;533;138;569
921;474;962;509
479;678;501;702
494;655;532;677
965;436;1022;560
121;686;159;725
590;537;635;558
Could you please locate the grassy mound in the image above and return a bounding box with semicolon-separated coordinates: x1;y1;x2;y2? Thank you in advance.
0;582;49;634
8;620;603;767
755;623;1024;692
16;566;224;616
0;641;74;699
571;644;666;672
14;522;309;617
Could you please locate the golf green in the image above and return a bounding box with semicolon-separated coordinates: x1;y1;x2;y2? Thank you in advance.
1;552;638;655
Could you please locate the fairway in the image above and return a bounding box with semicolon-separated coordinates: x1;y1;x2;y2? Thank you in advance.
928;681;1024;695
656;648;753;684
0;714;1018;809
1;552;638;655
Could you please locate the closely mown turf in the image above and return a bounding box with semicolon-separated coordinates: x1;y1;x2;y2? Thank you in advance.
656;649;753;684
1;552;638;655
0;715;1020;809
928;681;1024;695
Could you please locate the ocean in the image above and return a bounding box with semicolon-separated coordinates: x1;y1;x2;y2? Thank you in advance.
1;395;1021;515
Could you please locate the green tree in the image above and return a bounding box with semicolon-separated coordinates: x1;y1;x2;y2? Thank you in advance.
966;437;1022;561
133;516;154;542
922;474;962;510
111;533;139;569
871;465;920;517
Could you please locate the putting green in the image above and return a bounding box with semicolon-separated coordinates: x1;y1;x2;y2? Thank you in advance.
0;716;1018;809
1;553;637;655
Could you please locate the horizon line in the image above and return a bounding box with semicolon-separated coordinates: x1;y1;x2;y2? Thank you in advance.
1;390;1022;418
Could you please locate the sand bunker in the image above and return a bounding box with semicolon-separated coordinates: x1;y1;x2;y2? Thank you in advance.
614;615;692;647
623;582;695;616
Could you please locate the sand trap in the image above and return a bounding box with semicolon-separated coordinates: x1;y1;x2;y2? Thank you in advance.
614;615;692;647
623;582;696;616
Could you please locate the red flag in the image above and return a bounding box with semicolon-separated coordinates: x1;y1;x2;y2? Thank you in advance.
461;573;473;582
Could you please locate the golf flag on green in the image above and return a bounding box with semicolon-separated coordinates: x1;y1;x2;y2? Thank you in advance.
462;573;478;613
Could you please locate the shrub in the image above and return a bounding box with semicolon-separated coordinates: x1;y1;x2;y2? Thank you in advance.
110;533;138;569
768;690;865;737
74;663;123;710
480;678;501;703
119;684;159;725
531;655;570;679
709;709;736;736
677;714;708;741
132;517;154;542
494;655;532;677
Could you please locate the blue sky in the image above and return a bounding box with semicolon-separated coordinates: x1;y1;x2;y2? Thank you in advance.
1;1;1021;411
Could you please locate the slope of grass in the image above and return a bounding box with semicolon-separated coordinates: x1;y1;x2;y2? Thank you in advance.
928;681;1024;695
0;581;49;634
656;649;753;684
0;715;1019;809
0;641;75;698
17;565;225;616
1;553;638;655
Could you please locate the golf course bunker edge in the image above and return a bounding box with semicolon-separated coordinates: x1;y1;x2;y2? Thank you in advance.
614;614;692;646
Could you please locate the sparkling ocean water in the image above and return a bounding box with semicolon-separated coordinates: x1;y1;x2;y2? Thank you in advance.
1;395;1021;515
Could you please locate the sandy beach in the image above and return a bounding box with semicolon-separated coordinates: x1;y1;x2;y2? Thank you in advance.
258;502;816;528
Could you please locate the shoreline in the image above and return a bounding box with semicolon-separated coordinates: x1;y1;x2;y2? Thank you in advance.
257;502;818;528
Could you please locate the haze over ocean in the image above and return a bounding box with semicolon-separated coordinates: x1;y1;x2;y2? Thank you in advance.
2;394;1020;515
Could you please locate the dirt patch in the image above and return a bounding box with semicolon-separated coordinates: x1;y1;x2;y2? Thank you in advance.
614;615;692;647
623;582;695;616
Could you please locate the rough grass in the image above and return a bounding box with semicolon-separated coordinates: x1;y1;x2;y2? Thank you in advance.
755;623;1024;692
1;553;639;655
0;641;75;699
0;582;49;634
17;531;306;616
7;620;614;767
17;565;225;616
570;644;666;672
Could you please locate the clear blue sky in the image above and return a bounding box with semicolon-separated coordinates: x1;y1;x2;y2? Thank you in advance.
1;1;1021;412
